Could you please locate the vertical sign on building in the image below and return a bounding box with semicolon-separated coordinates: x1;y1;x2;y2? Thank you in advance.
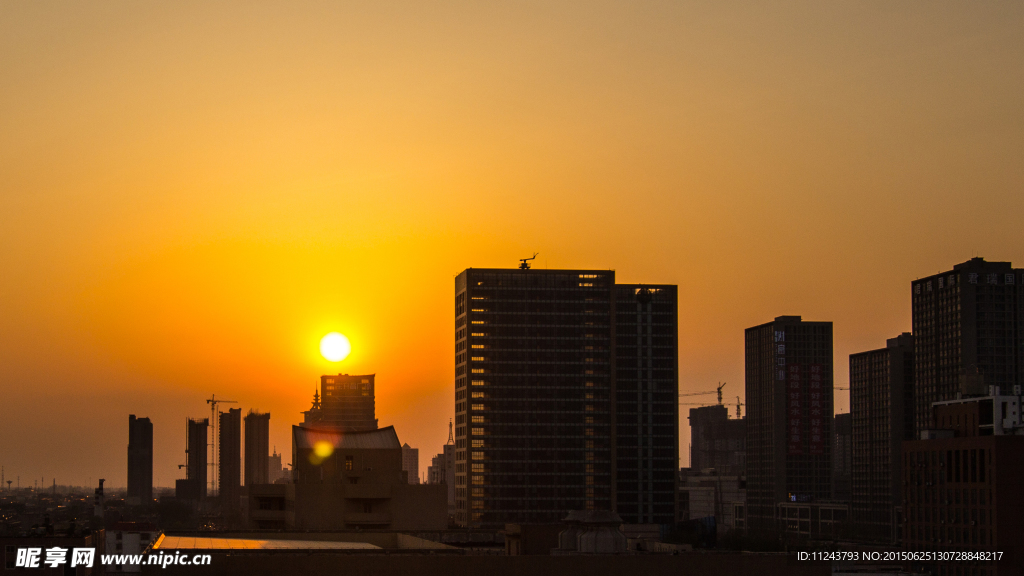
787;364;802;455
808;364;824;455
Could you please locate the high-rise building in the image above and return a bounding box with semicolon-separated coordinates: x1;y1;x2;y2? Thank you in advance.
311;374;378;431
613;284;679;524
453;266;678;528
745;315;834;532
911;258;1024;437
687;404;746;476
402;443;420;484
244;410;270;486
832;413;852;503
218;408;242;512
127;415;153;505
178;417;208;503
849;333;914;542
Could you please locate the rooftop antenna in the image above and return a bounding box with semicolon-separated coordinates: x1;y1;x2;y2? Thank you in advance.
717;382;727;404
519;253;539;270
205;394;238;495
447;419;454;445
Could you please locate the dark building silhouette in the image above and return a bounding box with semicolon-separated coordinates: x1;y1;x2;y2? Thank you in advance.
219;408;242;513
832;413;852;503
849;333;914;542
745;316;833;532
452;267;678;528
127;414;153;505
687;404;745;476
245;425;447;531
902;435;1024;576
244;410;270;486
177;417;208;503
911;258;1024;437
613;284;679;524
304;374;378;431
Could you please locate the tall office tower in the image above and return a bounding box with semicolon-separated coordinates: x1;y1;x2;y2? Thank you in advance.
219;408;242;511
745;316;833;532
832;413;852;502
849;333;914;541
911;258;1024;437
244;410;270;486
453;266;678;528
688;404;746;476
316;374;378;431
127;415;153;505
183;418;208;502
613;285;679;524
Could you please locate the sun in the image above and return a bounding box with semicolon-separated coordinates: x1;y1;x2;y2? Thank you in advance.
319;332;351;362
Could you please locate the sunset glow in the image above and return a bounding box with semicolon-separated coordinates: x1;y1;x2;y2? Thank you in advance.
1;1;1022;489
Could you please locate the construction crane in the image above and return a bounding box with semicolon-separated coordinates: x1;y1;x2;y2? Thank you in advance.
834;387;850;391
519;253;539;270
678;382;728;404
716;382;727;404
735;396;746;419
206;394;237;495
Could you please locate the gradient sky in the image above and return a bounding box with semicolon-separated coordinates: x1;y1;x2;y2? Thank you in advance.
2;1;1023;488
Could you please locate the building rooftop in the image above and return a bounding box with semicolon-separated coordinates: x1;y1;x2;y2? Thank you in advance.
293;424;401;450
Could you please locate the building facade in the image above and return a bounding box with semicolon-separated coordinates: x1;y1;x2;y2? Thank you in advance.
177;417;208;503
613;284;679;524
911;258;1024;438
219;408;242;513
246;425;447;531
849;332;914;542
832;413;852;503
688;404;746;476
315;374;378;431
902;435;1024;576
745;316;834;532
244;410;270;486
452;267;678;528
127;414;153;505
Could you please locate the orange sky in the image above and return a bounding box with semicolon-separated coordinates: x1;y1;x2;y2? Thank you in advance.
2;1;1023;487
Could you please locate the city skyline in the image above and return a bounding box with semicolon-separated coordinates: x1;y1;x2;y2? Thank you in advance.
3;1;1024;490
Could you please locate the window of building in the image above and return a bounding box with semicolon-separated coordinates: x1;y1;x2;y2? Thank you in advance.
345;456;353;471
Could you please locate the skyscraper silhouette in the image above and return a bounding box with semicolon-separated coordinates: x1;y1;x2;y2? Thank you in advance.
127;415;153;504
453;266;678;528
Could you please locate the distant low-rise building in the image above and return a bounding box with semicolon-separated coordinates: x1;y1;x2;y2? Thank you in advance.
401;443;419;484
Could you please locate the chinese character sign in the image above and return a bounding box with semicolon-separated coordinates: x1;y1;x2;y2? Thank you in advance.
808;364;824;455
787;364;802;455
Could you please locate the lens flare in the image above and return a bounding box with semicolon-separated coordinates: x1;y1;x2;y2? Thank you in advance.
320;332;351;362
314;440;334;459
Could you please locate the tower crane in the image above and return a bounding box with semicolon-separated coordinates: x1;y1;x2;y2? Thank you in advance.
736;396;746;419
206;394;237;495
519;253;539;270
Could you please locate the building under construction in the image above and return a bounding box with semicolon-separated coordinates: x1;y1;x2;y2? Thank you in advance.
176;417;208;504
